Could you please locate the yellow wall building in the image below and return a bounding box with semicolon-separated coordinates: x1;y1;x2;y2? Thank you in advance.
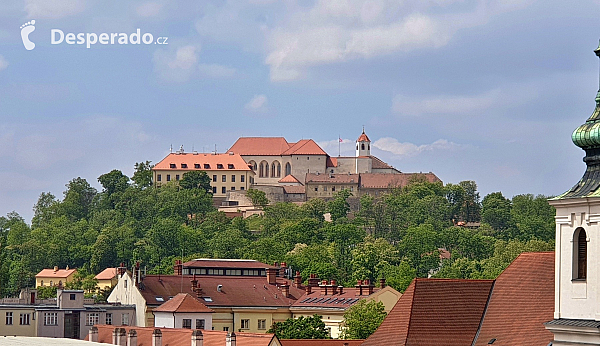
35;267;77;288
94;268;118;291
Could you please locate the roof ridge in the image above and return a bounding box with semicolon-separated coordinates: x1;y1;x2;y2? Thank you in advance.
470;280;495;346
404;279;417;346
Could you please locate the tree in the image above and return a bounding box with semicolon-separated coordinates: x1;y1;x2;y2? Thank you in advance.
247;188;269;208
327;189;352;222
179;171;212;193
98;170;130;195
60;178;97;220
132;161;154;188
351;236;398;282
340;299;387;339
481;192;512;235
267;315;330;339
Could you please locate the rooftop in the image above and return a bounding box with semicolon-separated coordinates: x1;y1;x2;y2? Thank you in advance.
182;258;275;269
36;268;77;278
95;268;117;280
154;293;214;313
281;340;364;346
228;137;327;156
305;173;359;184
291;287;379;310
152;152;251;171
279;174;301;183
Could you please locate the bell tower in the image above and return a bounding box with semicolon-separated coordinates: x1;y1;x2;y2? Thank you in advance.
356;127;371;157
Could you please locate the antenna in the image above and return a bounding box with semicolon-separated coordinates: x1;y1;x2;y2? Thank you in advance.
170;144;173;153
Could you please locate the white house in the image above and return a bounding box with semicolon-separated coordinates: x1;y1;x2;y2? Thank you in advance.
153;293;214;330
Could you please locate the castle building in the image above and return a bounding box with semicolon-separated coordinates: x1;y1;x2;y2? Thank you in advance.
545;42;600;345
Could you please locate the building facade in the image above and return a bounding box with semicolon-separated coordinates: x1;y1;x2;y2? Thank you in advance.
36;267;77;288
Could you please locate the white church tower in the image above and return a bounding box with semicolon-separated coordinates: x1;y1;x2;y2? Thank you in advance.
545;42;600;345
356;127;371;157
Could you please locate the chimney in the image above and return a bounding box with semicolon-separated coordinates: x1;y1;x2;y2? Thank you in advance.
266;268;278;285
280;262;287;277
308;274;320;287
152;329;162;346
338;286;344;295
293;271;302;287
112;328;126;346
331;280;338;295
118;262;127;277
365;279;374;295
282;283;290;298
127;329;137;346
226;332;236;346
53;266;58;272
191;330;204;346
191;275;198;290
305;285;312;294
356;280;363;296
173;260;182;276
89;326;98;342
320;280;328;295
379;278;386;289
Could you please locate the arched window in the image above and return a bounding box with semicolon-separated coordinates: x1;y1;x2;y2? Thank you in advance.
259;161;269;178
271;161;281;178
575;227;587;280
271;162;276;178
285;163;291;176
361;143;365;150
249;160;257;171
277;162;281;177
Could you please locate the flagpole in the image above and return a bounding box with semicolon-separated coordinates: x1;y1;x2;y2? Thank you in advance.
338;135;341;157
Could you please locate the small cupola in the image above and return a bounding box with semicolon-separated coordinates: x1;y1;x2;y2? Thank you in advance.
356;126;371;157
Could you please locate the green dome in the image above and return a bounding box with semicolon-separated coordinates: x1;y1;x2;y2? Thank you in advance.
572;93;600;149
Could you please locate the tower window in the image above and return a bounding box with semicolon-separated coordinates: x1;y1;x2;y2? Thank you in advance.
575;228;587;280
361;144;365;150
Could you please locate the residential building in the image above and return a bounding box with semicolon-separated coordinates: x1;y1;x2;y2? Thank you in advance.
86;325;282;346
289;279;401;338
545;43;600;345
36;266;77;288
95;268;118;291
152;149;254;198
362;252;555;345
153;293;214;330
0;289;135;340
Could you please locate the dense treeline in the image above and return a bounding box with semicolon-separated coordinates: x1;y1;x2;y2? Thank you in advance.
0;163;555;297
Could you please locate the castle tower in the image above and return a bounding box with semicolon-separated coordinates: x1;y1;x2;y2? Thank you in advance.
545;41;600;345
356;127;371;157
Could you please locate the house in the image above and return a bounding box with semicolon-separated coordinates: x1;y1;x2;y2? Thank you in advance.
289;279;401;338
0;289;135;340
544;43;600;345
153;293;214;330
36;266;77;288
95;268;118;291
87;325;282;346
108;260;305;331
362;252;555;345
152;149;254;199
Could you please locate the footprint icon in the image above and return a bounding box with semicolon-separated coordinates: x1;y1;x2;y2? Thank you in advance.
20;20;35;51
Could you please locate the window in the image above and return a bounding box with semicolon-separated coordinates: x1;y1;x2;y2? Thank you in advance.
40;280;44;286
240;187;245;191
213;175;217;182
157;174;162;182
5;312;13;325
86;313;99;326
50;281;53;286
70;293;76;300
170;163;176;168
361;144;365;150
181;163;187;168
222;175;226;182
285;163;291;176
350;187;354;191
196;319;205;330
575;228;587;280
106;313;112;325
258;319;266;330
259;161;269;178
222;187;226;194
122;313;129;326
194;164;200;169
124;280;127;288
241;319;249;329
323;186;327;191
228;164;234;169
231;175;236;182
167;175;171;182
231;187;235;191
314;187;318;191
20;313;30;325
332;186;336;192
182;319;192;329
212;187;217;194
241;175;245;183
176;174;180;181
223;327;229;331
44;312;57;326
217;164;224;169
204;164;210;169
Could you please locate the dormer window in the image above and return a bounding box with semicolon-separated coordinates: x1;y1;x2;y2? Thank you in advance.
170;163;176;168
181;164;188;168
228;164;234;169
204;164;210;169
194;164;200;169
217;164;224;169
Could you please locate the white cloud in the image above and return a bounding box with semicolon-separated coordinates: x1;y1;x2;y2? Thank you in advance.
198;63;236;78
24;0;85;19
374;137;460;157
244;94;268;112
153;45;200;82
136;2;163;17
0;55;8;71
317;138;355;156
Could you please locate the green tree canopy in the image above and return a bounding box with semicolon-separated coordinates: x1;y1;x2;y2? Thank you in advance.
340;299;387;339
267;315;331;339
179;170;212;193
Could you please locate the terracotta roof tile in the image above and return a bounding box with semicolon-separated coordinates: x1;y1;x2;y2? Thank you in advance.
279;175;301;183
305;173;359;184
283;186;306;194
182;259;274;269
36;268;77;278
362;279;494;346
228;137;292;156
326;157;338;168
153;153;251;171
357;132;370;142
282;340;364;346
90;325;277;346
95;268;117;281
291;287;378;310
282;139;327;156
473;252;554;346
154;293;215;313
369;156;394;170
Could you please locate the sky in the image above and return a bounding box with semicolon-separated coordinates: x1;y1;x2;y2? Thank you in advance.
0;0;600;222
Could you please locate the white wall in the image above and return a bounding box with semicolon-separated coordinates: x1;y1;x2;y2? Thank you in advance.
154;312;213;331
107;272;146;327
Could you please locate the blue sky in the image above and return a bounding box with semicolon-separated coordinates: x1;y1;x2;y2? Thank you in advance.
0;0;599;221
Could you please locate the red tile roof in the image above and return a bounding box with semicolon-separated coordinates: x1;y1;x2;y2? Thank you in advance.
326;157;338;168
291;287;378;310
362;278;494;346
36;268;77;278
283;186;306;194
472;252;554;346
369;156;394;170
139;275;304;308
281;340;364;346
357;132;370;142
154;293;215;313
305;173;359;184
153;153;251;171
228;137;327;156
95;268;117;281
88;325;278;346
279;175;301;183
183;259;275;269
360;173;441;189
